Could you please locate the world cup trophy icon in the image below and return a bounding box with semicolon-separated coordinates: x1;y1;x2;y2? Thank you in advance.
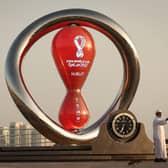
52;25;95;131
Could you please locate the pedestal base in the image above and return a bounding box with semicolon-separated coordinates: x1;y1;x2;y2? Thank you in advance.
0;123;156;161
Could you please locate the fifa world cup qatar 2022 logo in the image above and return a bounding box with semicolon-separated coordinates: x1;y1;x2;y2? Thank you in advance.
52;25;95;131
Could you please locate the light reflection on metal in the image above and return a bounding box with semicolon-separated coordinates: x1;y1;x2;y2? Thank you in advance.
5;9;140;144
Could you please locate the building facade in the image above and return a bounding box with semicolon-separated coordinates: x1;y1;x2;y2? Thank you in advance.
0;122;54;147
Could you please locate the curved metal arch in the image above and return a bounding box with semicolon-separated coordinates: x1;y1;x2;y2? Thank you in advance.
5;8;140;144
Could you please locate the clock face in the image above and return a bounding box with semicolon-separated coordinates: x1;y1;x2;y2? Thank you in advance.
107;112;138;142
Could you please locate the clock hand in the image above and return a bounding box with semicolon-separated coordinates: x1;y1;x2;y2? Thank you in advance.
120;124;125;133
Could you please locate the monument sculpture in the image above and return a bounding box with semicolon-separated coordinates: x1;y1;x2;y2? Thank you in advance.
5;9;154;161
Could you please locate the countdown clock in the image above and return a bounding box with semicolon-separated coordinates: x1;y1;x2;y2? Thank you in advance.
107;110;139;142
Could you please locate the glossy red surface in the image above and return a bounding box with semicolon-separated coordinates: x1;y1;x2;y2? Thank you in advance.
52;25;95;89
59;91;89;130
52;25;95;130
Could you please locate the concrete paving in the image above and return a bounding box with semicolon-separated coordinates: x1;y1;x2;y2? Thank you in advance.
0;161;167;168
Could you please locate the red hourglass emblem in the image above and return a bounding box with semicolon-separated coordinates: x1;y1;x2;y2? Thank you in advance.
52;25;95;131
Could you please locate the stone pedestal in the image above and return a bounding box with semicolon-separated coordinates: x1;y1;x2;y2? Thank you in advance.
0;123;155;161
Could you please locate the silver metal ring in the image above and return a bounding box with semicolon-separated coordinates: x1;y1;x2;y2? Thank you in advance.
5;9;140;144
